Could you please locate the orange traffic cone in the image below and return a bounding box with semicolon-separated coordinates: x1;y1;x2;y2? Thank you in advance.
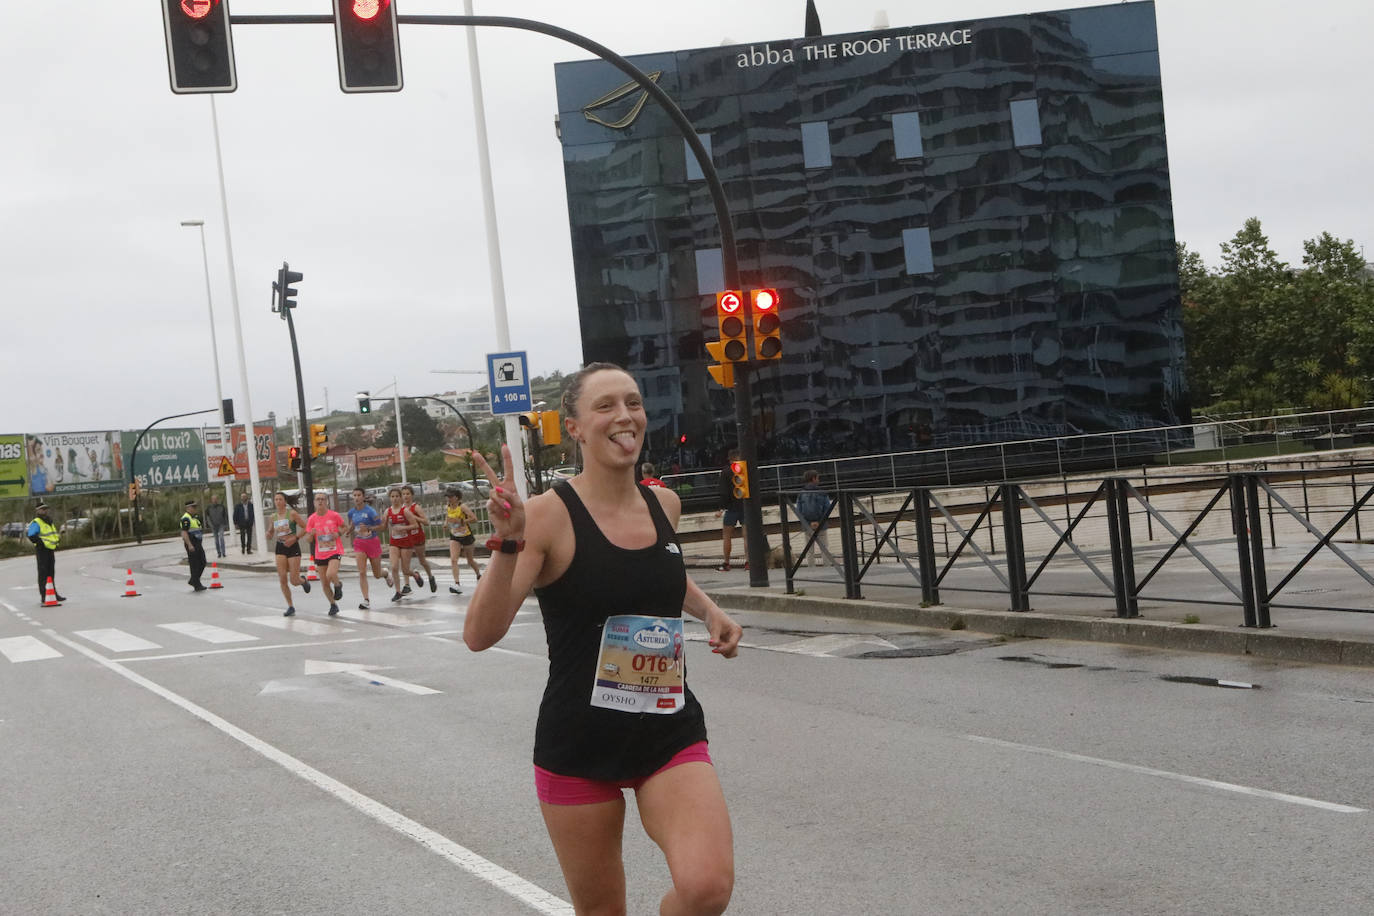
209;563;223;589
120;568;140;598
307;561;319;581
43;576;61;607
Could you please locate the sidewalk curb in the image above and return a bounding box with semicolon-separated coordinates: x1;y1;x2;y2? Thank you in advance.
704;589;1374;668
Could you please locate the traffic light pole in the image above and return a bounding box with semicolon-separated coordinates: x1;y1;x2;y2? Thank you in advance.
216;11;768;582
274;270;315;511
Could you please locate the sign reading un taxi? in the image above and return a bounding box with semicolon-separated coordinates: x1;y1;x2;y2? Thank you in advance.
487;351;532;416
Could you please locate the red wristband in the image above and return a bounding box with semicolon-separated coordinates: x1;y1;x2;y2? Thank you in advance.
485;537;525;554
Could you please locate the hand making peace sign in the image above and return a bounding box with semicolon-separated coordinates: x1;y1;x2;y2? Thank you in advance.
470;443;526;541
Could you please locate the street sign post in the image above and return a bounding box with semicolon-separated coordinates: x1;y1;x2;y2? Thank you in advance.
486;351;532;416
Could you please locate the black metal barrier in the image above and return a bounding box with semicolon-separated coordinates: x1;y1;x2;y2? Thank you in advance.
778;465;1374;626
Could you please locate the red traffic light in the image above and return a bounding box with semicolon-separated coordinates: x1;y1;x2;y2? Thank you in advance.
351;0;383;19
181;0;214;18
753;288;778;311
717;291;742;314
679;434;688;444
730;460;744;474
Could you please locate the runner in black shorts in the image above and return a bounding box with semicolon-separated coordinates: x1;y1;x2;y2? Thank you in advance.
445;487;482;594
267;491;310;616
465;363;743;916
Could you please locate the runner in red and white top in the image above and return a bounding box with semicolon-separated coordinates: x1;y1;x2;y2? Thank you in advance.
385;487;414;603
402;484;437;594
305;492;347;616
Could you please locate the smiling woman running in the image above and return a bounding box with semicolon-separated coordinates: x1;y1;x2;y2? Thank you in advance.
465;362;742;916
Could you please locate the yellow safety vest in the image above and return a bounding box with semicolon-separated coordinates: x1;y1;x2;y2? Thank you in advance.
31;517;59;550
181;512;203;538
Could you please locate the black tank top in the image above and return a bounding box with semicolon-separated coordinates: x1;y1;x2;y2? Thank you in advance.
532;481;707;780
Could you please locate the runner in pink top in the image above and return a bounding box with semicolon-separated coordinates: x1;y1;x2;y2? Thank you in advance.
305;492;347;616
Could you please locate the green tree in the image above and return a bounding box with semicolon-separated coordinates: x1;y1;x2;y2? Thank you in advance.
374;402;443;452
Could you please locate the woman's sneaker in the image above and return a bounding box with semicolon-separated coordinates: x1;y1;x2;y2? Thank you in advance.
328;603;339;616
301;579;311;594
358;599;370;610
333;583;343;601
449;585;462;595
283;606;295;617
412;571;424;588
391;591;403;603
428;574;437;593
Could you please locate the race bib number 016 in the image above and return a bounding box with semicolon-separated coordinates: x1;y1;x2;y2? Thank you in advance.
591;615;685;715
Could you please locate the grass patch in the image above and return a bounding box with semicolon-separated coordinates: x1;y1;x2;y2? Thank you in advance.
1182;614;1201;625
949;615;966;630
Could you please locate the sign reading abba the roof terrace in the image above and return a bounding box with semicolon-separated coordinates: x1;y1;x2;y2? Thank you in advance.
554;1;1189;467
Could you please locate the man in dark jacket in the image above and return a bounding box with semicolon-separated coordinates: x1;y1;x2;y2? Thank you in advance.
232;490;254;554
206;493;230;558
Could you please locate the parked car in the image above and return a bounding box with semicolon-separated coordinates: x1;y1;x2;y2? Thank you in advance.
2;522;26;539
60;517;91;533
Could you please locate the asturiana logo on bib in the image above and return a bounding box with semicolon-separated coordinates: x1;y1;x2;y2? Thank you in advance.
634;623;673;651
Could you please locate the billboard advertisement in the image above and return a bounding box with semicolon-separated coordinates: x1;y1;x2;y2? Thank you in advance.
120;428;206;489
204;425;278;481
25;431;124;495
0;435;29;499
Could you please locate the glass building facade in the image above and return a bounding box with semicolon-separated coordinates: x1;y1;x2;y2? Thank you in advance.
553;1;1188;468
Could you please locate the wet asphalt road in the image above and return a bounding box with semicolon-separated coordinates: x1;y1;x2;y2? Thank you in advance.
2;542;1371;914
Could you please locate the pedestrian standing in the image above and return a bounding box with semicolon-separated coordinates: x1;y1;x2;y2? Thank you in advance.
715;449;745;571
465;363;742;916
233;490;255;554
794;469;833;567
180;499;208;591
206;493;229;559
26;501;64;605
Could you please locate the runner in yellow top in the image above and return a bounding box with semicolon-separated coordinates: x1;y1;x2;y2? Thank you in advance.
444;487;483;594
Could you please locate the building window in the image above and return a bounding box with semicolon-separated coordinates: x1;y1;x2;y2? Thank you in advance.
685;132;713;181
892;111;924;159
902;227;934;275
695;248;724;295
801;121;832;169
1009;98;1043;148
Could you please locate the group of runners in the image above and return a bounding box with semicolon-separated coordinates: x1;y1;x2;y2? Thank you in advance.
265;483;482;618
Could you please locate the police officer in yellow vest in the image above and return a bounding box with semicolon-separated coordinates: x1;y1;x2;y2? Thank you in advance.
181;499;209;592
26;501;64;605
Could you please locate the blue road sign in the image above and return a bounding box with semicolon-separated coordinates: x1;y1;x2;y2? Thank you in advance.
487;351;533;416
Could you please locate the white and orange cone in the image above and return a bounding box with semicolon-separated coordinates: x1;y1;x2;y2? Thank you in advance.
120;568;140;598
209;563;223;589
43;576;61;607
306;561;319;581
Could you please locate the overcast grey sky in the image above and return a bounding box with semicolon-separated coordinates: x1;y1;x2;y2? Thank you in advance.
2;0;1370;434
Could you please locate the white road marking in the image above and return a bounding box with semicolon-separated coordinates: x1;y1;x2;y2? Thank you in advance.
341;608;442;627
303;659;440;695
964;734;1365;814
242;616;354;635
43;630;572;915
158;622;259;644
74;629;162;653
121;632;418;662
0;635;62;663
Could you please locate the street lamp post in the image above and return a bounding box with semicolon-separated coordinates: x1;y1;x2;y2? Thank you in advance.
180;219;234;513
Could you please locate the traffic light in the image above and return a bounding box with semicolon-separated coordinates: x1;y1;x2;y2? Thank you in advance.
128;479;142;501
161;0;237;94
357;392;371;414
309;423;329;459
277;263;303;311
715;290;747;362
222;398;235;426
750;288;782;360
730;459;750;500
540;410;562;447
333;0;404;93
704;341;735;388
287;446;303;471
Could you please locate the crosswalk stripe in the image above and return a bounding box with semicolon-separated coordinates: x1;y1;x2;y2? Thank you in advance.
158;622;259;644
74;629;162;653
0;635;63;663
241;616;353;635
343;608;442;627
